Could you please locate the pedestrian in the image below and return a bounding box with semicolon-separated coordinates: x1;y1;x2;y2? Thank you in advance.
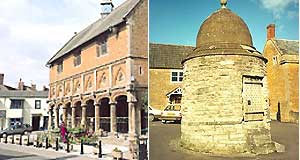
60;121;68;143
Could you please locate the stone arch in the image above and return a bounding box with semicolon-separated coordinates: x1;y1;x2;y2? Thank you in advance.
72;100;82;127
85;99;95;130
115;95;128;133
99;97;110;132
111;91;127;103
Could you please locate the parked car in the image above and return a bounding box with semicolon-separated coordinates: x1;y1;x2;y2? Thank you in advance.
160;104;182;123
148;106;162;122
0;124;32;138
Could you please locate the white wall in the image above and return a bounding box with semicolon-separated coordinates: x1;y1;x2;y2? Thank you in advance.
0;97;48;130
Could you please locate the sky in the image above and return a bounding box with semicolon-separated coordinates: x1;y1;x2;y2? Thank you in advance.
150;0;299;52
0;0;126;90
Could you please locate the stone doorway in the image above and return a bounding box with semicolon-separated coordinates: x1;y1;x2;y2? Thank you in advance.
116;95;128;133
242;76;264;121
86;100;95;130
277;102;281;121
99;98;110;132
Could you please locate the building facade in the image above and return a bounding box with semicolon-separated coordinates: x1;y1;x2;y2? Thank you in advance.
46;0;148;137
0;74;48;131
180;1;275;154
263;24;299;123
149;43;193;110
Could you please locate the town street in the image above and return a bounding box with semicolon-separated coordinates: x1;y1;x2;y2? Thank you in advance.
149;121;299;160
0;143;98;160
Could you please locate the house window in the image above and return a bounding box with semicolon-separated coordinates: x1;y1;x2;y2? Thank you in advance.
10;99;24;109
97;40;108;57
74;53;81;66
171;71;183;82
10;118;23;126
57;62;63;73
35;100;41;109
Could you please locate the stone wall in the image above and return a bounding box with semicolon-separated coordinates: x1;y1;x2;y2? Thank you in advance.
181;54;275;154
149;69;182;110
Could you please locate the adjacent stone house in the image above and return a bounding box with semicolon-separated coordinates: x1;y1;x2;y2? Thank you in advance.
149;43;193;110
46;0;148;137
263;24;299;123
0;74;48;131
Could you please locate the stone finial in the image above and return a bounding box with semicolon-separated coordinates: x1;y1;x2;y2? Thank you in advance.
220;0;227;8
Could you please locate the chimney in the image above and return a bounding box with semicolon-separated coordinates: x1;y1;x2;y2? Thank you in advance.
267;24;275;40
0;74;4;85
31;83;37;91
18;78;24;90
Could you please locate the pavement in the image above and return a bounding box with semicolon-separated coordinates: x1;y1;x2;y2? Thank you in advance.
149;120;299;160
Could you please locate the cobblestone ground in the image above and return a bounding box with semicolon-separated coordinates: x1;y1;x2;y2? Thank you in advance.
149;121;299;160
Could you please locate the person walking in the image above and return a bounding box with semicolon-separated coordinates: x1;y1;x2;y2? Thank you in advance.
60;121;68;143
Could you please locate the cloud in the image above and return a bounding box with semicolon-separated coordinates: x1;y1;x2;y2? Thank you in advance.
258;0;299;19
0;0;126;89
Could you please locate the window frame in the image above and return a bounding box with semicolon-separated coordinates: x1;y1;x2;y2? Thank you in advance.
73;53;81;67
170;70;184;83
35;100;41;109
10;99;24;109
57;61;63;74
96;40;108;57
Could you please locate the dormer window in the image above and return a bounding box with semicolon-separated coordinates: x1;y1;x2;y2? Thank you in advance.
74;53;81;66
272;56;278;65
97;40;108;57
57;61;63;73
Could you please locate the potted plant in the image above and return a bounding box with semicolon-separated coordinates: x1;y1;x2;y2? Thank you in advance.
112;147;123;159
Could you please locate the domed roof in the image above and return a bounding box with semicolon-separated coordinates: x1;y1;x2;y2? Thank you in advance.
196;8;253;49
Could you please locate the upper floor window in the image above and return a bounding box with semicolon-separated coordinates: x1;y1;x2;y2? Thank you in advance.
171;70;183;82
57;62;63;73
35;100;41;109
10;99;24;109
97;40;108;57
74;53;81;66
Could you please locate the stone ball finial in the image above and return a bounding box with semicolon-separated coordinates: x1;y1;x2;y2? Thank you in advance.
220;0;227;8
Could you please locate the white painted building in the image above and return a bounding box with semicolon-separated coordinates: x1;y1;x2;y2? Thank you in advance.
0;74;48;131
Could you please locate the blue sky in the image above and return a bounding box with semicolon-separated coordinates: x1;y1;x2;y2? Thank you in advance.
0;0;126;89
150;0;299;52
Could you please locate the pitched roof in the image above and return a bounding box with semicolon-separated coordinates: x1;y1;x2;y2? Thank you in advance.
0;90;48;98
149;43;194;69
47;0;140;65
274;39;299;55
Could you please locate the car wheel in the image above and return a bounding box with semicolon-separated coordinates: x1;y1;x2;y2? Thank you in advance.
23;131;28;135
149;114;155;122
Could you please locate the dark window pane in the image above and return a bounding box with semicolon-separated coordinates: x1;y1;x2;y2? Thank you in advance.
179;77;183;81
172;77;178;82
172;72;177;76
179;72;183;76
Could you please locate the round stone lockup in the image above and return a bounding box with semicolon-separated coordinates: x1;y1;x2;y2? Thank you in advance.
180;0;276;155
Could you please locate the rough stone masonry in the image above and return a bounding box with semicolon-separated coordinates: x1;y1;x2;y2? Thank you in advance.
180;0;277;155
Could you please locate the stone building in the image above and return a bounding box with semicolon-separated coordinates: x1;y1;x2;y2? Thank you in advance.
263;24;299;123
46;0;148;138
0;74;48;131
149;43;193;110
180;1;276;155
